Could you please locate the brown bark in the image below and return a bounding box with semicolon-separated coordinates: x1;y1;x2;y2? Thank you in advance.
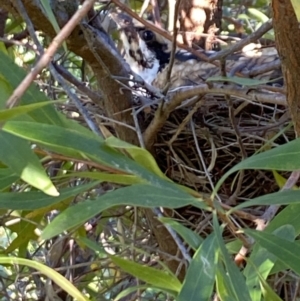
178;0;223;50
1;0;184;280
0;8;8;37
272;0;300;136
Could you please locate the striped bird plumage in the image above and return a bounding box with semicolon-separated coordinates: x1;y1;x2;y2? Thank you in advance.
111;13;282;90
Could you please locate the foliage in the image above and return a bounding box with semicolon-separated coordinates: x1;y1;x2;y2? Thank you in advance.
0;0;299;301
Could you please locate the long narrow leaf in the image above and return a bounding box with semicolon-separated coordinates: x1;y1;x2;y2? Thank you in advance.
215;138;300;193
244;229;300;275
0;168;19;191
214;214;251;301
106;136;168;179
0;181;98;210
216;260;236;301
0;257;89;301
249;260;283;301
159;217;203;250
60;171;145;185
244;225;295;301
232;189;300;212
0;100;62;121
3;121;177;187
0;131;58;196
42;183;205;240
177;233;218;301
0;52;64;125
110;256;181;293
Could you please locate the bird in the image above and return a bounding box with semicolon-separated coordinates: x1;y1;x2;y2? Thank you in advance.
110;13;282;91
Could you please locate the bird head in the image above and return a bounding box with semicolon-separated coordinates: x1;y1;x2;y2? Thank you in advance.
110;13;212;87
110;13;170;84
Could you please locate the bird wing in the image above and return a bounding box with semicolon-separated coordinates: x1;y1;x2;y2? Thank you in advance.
153;52;282;90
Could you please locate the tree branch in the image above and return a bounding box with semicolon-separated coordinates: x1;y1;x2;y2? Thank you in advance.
272;0;300;136
144;83;286;148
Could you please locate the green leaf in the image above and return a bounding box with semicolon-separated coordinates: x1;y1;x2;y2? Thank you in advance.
244;225;295;301
243;203;300;300
0;168;19;191
159;217;203;250
0;74;13;109
226;239;243;254
42;183;206;240
5;216;39;253
267;203;300;234
2;121;162;183
232;189;300;211
214;214;251;301
40;0;61;34
76;236;106;256
272;170;296;190
178;233;218;301
0;41;8;56
245;259;283;301
2;120;119;164
0;257;89;301
110;256;181;293
0;100;62;121
0;131;58;196
244;228;300;275
247;8;269;23
215;138;300;193
0;51;64;125
114;285;167;301
61;171;146;185
270;242;300;274
291;0;300;21
258;273;283;301
0;182;98;210
2;121;204;194
216;260;236;301
106;136;168;179
244;247;276;301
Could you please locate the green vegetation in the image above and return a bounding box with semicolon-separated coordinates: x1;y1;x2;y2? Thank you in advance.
0;0;299;300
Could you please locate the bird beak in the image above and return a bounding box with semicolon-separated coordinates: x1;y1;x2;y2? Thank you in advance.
110;12;132;30
109;12;154;70
109;12;140;46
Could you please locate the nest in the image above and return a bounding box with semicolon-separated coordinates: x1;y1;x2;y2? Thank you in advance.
57;61;295;300
155;94;291;198
63;79;290;206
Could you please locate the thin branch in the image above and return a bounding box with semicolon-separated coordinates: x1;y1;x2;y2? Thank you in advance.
6;0;96;109
139;0;151;17
226;94;246;205
11;0;102;137
168;98;204;145
260;170;300;227
53;63;102;105
150;0;162;28
208;19;273;62
153;208;191;263
144;83;286;148
80;22;113;77
162;0;181;93
247;59;281;77
51;65;103;136
235;170;300;264
13;0;43;55
110;0;213;63
190;117;222;203
132;107;145;148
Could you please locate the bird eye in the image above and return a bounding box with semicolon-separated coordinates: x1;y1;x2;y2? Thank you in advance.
141;30;154;42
